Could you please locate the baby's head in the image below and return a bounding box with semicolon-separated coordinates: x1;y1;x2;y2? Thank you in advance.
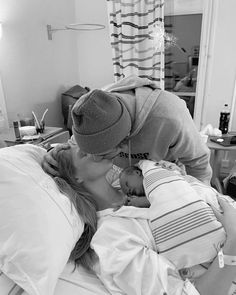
119;165;145;197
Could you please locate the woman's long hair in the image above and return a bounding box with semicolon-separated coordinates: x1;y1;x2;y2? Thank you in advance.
53;144;97;271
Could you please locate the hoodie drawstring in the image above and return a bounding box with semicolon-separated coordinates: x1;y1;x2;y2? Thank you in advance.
128;140;132;166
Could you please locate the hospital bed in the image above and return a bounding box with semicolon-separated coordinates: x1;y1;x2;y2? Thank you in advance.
1;142;236;295
0;264;109;295
0;143;110;295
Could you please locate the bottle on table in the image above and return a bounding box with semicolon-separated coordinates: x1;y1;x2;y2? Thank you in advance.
0;109;5;133
13;121;21;141
219;104;230;134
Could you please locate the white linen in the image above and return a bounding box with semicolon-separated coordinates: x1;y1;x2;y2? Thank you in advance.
0;271;24;295
22;263;109;295
91;206;200;295
0;144;83;295
139;159;226;269
53;263;109;295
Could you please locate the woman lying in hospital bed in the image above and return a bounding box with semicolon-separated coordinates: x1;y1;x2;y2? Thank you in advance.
1;143;236;295
0;144;108;295
53;143;236;295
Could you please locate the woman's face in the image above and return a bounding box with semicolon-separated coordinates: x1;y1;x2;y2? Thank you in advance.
70;145;113;182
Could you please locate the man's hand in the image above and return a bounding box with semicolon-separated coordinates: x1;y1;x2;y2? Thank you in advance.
156;160;186;175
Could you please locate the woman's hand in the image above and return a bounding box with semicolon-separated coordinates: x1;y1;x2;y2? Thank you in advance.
194;196;236;295
212;196;236;250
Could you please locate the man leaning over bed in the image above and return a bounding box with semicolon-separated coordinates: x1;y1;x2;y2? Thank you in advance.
42;75;212;185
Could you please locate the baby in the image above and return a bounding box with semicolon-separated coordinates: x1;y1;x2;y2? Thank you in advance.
119;160;185;207
119;159;226;271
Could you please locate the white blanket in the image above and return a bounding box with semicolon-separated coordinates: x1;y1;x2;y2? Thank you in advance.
139;160;226;269
92;206;200;295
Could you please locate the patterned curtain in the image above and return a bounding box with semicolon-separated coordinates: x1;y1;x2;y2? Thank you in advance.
106;0;165;88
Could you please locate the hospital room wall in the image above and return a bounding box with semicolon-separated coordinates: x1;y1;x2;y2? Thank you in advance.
75;0;236;133
0;0;236;135
74;0;114;90
200;0;236;133
0;0;79;127
199;0;236;175
74;0;236;177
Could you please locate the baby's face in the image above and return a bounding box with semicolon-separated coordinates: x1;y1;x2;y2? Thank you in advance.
119;170;145;197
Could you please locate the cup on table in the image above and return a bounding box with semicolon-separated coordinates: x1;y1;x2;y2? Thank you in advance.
19;126;37;137
36;120;45;134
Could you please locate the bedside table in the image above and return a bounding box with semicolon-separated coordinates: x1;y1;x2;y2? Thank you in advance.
0;126;70;147
207;137;236;194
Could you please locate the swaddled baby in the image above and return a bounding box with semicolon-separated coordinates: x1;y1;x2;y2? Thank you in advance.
119;159;226;270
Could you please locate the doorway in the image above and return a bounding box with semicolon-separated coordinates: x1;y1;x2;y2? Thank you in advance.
164;13;202;118
163;0;216;131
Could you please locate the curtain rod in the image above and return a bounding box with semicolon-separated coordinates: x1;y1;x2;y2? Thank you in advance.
47;23;105;40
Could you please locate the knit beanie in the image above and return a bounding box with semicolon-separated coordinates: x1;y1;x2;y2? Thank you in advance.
71;89;131;154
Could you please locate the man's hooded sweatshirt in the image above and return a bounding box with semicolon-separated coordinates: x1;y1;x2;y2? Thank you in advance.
102;75;212;183
70;75;212;184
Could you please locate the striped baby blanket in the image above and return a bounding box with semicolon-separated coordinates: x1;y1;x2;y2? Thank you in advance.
139;160;226;270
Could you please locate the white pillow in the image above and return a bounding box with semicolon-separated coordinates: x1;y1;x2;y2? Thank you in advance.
0;272;23;295
0;144;83;295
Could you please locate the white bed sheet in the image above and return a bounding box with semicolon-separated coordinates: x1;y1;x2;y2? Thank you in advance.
21;263;109;295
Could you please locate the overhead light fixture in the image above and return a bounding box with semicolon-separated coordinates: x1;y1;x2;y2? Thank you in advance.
47;23;105;40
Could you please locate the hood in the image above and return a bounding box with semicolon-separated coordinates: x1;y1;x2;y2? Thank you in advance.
102;74;161;93
102;75;162;137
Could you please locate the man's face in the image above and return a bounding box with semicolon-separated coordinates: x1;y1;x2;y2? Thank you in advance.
90;139;129;162
91;146;122;162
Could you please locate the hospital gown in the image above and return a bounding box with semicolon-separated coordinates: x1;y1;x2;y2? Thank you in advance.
91;206;200;295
